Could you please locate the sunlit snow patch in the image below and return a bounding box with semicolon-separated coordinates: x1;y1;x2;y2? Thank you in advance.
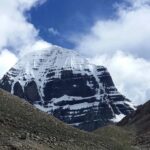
111;114;125;122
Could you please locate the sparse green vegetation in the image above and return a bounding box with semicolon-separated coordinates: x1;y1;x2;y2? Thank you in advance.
0;89;145;150
94;125;136;150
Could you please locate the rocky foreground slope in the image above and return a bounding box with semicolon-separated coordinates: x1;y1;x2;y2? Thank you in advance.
0;89;135;150
0;45;135;131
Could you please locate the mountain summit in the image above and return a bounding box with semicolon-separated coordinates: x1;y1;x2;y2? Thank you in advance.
0;45;135;131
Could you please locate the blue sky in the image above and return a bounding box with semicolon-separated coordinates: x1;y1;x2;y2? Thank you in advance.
28;0;123;48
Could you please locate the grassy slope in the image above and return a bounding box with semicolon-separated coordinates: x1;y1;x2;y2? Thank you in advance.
93;125;137;150
0;89;134;150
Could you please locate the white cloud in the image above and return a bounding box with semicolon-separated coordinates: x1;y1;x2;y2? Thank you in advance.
0;0;46;51
75;1;150;59
0;50;18;78
48;27;60;36
21;40;52;56
90;51;150;105
73;0;150;105
126;0;150;7
0;0;47;78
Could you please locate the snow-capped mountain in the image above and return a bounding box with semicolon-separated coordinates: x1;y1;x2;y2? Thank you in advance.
0;45;135;131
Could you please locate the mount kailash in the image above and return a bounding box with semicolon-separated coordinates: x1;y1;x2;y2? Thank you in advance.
0;45;135;131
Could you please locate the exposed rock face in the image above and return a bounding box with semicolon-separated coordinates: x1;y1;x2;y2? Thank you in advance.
0;45;135;131
24;81;41;103
13;82;24;98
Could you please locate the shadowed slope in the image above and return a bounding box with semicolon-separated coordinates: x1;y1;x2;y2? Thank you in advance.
118;100;150;149
93;101;150;150
118;100;150;133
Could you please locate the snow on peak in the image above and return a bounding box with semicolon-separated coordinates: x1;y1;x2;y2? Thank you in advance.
7;45;99;89
14;45;93;73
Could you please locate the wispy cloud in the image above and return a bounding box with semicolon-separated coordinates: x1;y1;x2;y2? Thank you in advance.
73;0;150;105
0;0;49;78
48;27;60;36
0;50;18;78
